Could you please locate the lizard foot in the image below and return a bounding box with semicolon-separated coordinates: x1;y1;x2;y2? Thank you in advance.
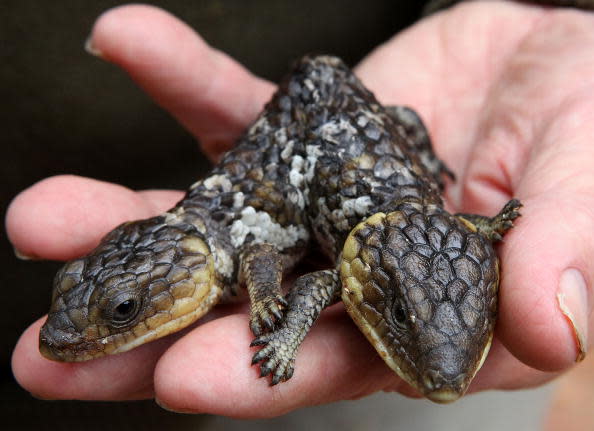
249;294;288;336
251;327;298;385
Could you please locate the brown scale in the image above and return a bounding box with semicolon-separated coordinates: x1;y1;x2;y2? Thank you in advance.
39;55;521;403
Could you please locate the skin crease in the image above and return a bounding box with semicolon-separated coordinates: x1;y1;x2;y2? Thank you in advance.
7;1;594;418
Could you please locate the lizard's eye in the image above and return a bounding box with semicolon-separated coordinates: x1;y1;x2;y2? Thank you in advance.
106;293;142;327
392;301;408;327
114;299;137;322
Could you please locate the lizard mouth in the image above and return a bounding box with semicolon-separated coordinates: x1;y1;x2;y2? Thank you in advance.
39;321;102;362
425;389;463;404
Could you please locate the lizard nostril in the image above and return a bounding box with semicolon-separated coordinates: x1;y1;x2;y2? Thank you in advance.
423;369;439;391
422;369;468;404
423;369;467;391
39;318;83;361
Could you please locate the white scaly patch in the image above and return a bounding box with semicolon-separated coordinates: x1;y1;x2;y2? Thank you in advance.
203;174;232;192
274;127;288;145
317;118;358;145
232;191;245;209
190;173;233;191
305;144;322;183
286;153;309;210
248;115;273;136
324;196;374;232
356;114;369;128
207;237;234;279
280;140;294;162
342;196;373;217
229;206;309;249
287;189;305;209
164;207;185;224
304;78;320;103
289;155;305;188
358;107;385;127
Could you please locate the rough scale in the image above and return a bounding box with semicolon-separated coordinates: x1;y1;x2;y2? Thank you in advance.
39;55;521;403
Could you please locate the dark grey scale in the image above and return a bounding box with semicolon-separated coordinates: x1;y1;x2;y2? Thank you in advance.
384;106;455;190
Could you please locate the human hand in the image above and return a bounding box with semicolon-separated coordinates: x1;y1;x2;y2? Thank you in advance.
9;2;594;417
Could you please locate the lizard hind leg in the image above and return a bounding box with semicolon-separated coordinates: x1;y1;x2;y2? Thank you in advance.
456;199;522;242
240;243;288;336
250;269;341;385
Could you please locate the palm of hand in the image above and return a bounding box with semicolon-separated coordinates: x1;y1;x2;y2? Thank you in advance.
8;2;594;417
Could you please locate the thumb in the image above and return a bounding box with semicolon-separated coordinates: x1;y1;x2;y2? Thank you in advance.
499;191;594;370
458;10;594;373
463;111;594;372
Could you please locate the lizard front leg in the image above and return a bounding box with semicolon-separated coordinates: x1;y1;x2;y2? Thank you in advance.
240;243;287;336
251;269;341;385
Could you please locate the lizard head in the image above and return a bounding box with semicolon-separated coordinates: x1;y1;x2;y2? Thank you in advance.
39;214;221;362
340;207;499;403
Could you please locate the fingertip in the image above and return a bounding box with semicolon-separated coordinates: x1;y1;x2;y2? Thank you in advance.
11;318;50;398
87;4;274;158
6;175;170;261
90;4;191;66
12;316;163;401
137;189;185;213
11;318;93;400
497;197;592;372
11;317;105;400
467;337;555;393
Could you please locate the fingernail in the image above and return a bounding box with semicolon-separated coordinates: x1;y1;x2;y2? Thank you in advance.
13;247;39;261
155;397;197;414
557;268;590;362
29;392;56;401
84;35;103;58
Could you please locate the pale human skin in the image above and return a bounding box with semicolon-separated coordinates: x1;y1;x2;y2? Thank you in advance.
7;1;594;418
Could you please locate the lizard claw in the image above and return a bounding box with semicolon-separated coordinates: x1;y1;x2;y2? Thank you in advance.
249;294;288;336
250;328;297;385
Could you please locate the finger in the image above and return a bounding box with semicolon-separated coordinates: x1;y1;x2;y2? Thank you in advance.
545;353;594;431
14;315;553;408
12;317;161;400
5;175;183;261
153;309;406;418
465;148;594;371
497;193;594;370
460;14;594;372
469;337;558;394
12;305;243;401
462;112;594;371
88;4;275;158
154;308;557;417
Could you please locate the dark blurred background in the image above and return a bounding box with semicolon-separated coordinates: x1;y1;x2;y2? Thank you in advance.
1;1;424;429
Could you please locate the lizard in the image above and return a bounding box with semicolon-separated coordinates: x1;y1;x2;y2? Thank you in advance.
38;54;521;403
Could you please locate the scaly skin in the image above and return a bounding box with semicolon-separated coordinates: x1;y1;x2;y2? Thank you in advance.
40;55;521;403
